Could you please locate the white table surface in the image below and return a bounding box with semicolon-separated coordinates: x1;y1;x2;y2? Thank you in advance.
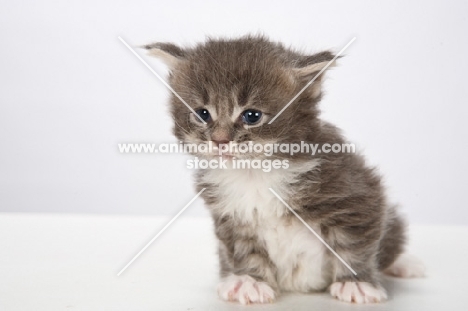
0;213;466;310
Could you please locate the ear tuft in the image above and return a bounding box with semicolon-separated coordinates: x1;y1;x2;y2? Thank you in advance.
143;42;187;68
296;51;336;68
293;51;338;78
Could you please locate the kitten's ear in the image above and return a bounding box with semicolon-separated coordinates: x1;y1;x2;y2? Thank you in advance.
292;51;337;97
142;42;187;68
293;51;337;79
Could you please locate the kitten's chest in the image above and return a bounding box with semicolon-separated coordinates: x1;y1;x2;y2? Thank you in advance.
200;164;329;291
200;160;319;220
258;218;330;291
201;167;291;221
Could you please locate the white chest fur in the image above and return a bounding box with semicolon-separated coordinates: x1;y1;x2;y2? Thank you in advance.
201;160;329;291
259;218;329;292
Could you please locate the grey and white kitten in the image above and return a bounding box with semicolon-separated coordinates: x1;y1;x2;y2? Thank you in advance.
145;35;424;304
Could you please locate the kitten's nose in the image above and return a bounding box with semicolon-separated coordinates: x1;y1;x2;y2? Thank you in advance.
211;129;232;147
211;130;231;147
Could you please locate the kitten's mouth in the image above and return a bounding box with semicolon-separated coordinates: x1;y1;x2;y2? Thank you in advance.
215;153;259;160
193;141;266;160
220;154;234;160
213;151;235;159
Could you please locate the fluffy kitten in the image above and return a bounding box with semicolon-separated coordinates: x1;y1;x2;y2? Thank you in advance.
145;35;424;304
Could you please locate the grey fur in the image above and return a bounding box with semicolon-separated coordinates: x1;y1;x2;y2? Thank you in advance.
146;35;406;300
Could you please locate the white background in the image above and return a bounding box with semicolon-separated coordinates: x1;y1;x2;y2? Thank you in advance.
1;0;467;225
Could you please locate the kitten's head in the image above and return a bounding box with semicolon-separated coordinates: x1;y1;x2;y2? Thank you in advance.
145;35;335;159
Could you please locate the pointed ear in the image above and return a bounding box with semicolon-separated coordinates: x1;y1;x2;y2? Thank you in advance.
142;42;187;68
292;51;337;97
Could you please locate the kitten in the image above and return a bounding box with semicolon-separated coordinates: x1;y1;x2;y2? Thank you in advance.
145;35;424;304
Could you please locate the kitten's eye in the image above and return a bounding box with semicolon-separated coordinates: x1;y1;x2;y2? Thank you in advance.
195;109;211;122
242;110;262;125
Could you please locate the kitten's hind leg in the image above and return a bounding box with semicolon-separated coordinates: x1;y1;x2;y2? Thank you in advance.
377;208;425;278
377;206;407;270
383;253;425;278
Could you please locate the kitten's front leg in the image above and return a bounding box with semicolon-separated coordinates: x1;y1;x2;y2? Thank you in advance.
329;281;387;304
214;218;278;305
217;274;276;305
327;228;388;303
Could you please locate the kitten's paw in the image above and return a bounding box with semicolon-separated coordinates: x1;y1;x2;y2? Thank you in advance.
384;253;425;278
217;274;275;305
330;282;387;303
